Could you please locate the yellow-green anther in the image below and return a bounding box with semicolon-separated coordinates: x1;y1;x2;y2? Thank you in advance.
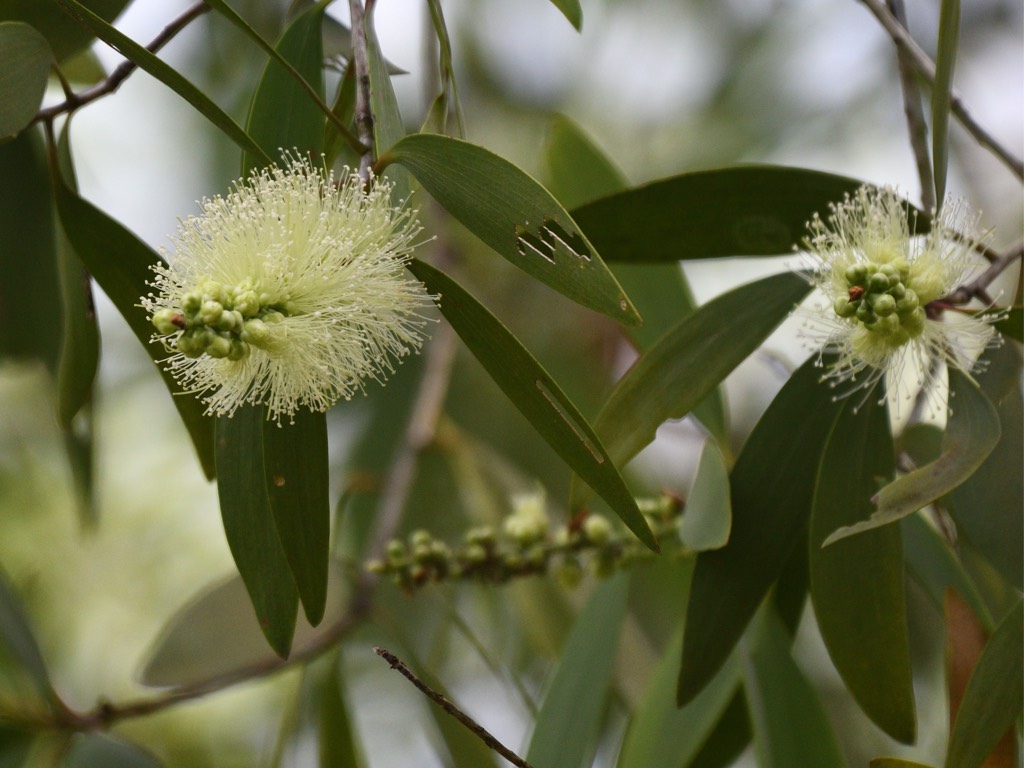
873;294;897;317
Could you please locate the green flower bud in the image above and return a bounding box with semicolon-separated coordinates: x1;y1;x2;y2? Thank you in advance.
844;264;869;285
205;334;233;358
227;340;249;361
888;283;906;300
410;530;432;549
386;539;407;562
872;293;897;317
901;307;926;336
877;263;898;280
896;290;919;314
175;333;204;358
199;300;224;326
463;543;488;564
201;280;227;305
233;289;261;318
241;319;271;347
582;514;613;545
151;308;184;335
868;272;891;292
181;291;202;318
214;309;243;333
833;298;857;318
856;303;876;325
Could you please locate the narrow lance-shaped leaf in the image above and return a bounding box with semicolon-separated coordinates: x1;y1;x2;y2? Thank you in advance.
0;22;52;140
383;134;641;326
809;396;916;743
945;598;1023;768
547;0;582;31
363;6;411;201
570;166;885;262
742;608;845;768
823;368;1000;546
680;438;732;552
240;4;325;177
406;259;656;551
678;354;844;707
215;406;298;657
54;0;270;165
1;0;129;62
573;271;811;510
527;573;630;768
51;168;216;479
931;0;960;205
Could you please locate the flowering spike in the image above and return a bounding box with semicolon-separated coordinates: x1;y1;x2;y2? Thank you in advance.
798;186;1001;409
143;155;434;422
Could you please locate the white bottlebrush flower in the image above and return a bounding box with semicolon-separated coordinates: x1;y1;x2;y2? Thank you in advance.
143;156;434;422
800;185;1000;407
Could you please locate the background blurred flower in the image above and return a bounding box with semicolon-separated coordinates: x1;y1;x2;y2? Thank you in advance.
142;157;433;422
800;186;1001;408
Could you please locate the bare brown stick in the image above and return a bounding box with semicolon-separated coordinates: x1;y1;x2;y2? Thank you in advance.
946;241;1024;306
886;0;935;212
858;0;1024;181
374;646;537;768
32;1;212;126
348;0;375;179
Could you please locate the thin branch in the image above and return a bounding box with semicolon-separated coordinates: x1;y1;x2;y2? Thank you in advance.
857;0;1024;182
32;1;212;126
374;647;537;768
886;0;935;212
348;0;375;179
946;241;1024;306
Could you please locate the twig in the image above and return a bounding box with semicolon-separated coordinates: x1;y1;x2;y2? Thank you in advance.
32;1;212;126
886;0;935;212
946;241;1024;306
348;0;375;179
374;647;537;768
857;0;1024;181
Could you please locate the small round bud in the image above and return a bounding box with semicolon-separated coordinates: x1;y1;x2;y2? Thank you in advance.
201;280;227;305
206;334;233;359
888;283;906;300
234;290;261;317
215;310;243;333
241;318;271;346
181;291;202;317
227;340;249;361
872;294;897;317
833;298;857;318
868;272;891;292
877;263;898;280
896;290;920;314
410;530;432;549
175;333;204;358
582;514;613;545
386;540;407;562
901;307;926;336
152;308;184;335
844;264;868;285
463;543;488;564
199;300;224;326
856;303;876;324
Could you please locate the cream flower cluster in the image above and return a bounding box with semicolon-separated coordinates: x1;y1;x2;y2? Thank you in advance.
801;185;1000;406
143;157;433;422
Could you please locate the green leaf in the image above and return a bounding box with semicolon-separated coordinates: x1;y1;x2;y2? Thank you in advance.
543;114;627;209
406;259;655;550
1;0;128;62
62;734;161;768
823;369;1000;546
385;134;640;326
992;306;1022;342
948;343;1023;590
315;656;365;768
363;8;410;200
240;4;325;177
0;22;52;140
680;438;732;551
547;0;582;30
139;564;348;689
688;692;751;768
619;627;741;768
54;0;270;165
742;608;844;768
575;272;811;510
931;0;960;205
809;396;916;743
52;168;216;479
570;166;874;262
526;573;630;768
678;354;844;707
0;569;54;706
263;410;330;626
53;127;99;431
945;598;1023;768
215;406;298;657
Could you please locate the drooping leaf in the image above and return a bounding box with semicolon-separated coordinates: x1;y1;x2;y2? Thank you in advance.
619;627;741;768
742;608;844;768
240;4;325;177
62;734;162;768
680;438;732;551
687;691;751;768
384;134;641;326
406;259;655;550
51;169;216;479
215;406;299;657
363;6;410;200
263;410;330;626
1;0;128;62
931;0;960;205
526;573;630;768
570;166;877;262
945;598;1023;768
823;369;1000;545
574;271;810;510
424;0;464;138
948;343;1023;590
0;22;52;140
0;570;55;707
53;0;270;164
678;354;844;706
809;396;916;743
547;0;582;30
139;564;348;689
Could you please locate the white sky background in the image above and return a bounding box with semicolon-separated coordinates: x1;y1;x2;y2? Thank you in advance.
20;1;1024;765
